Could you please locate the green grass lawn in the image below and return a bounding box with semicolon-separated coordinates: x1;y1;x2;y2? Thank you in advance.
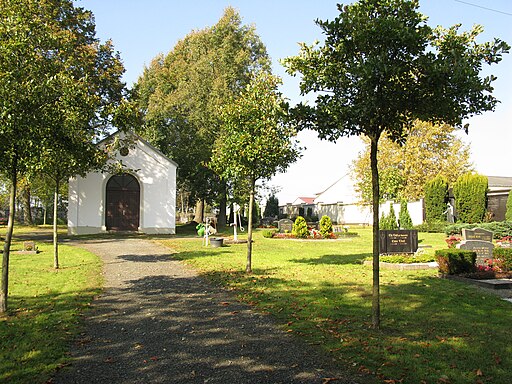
0;240;102;384
160;227;511;384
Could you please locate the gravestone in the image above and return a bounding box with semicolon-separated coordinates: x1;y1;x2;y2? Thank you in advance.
458;240;494;266
462;228;493;243
278;218;293;233
458;228;494;266
379;230;418;254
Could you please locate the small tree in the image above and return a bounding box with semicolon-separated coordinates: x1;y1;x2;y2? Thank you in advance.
506;192;512;222
292;216;309;239
399;200;413;229
263;195;279;218
380;204;398;230
424;175;449;223
210;71;300;273
453;173;488;223
319;215;333;239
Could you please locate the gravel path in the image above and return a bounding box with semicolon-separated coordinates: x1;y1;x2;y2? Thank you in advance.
52;238;359;384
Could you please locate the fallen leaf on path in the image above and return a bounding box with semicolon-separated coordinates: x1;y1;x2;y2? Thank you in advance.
476;368;483;376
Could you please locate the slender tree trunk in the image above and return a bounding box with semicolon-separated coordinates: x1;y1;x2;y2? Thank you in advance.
53;179;59;269
1;164;17;313
20;181;33;225
217;183;227;230
246;177;255;273
43;204;47;226
370;134;381;329
194;200;204;223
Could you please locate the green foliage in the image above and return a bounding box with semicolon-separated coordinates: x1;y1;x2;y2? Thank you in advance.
263;195;279;218
493;247;512;272
435;249;476;274
398;200;413;229
444;222;512;239
453;173;488;223
292;216;309;239
506;192;512;221
319;215;333;239
380;203;398;230
414;221;447;233
262;229;276;238
424;176;449;223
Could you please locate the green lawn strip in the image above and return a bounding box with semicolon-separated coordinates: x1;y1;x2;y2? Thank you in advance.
0;242;102;384
160;228;511;383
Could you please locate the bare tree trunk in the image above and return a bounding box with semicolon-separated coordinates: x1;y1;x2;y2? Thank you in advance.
194;199;204;223
1;164;17;313
217;183;227;230
370;134;381;329
53;179;59;269
246;177;255;273
20;180;33;225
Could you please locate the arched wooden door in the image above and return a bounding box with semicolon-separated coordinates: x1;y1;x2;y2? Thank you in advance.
105;173;140;231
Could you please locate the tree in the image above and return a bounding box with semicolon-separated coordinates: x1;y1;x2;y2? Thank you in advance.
0;0;127;311
352;121;472;203
284;0;509;327
134;7;270;229
263;195;279;218
211;71;300;273
453;173;488;223
424;175;449;223
292;216;309;239
319;215;333;238
380;203;398;230
399;200;413;229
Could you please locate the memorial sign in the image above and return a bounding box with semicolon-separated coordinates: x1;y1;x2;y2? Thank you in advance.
458;240;494;266
278;218;293;233
379;230;418;254
462;228;493;243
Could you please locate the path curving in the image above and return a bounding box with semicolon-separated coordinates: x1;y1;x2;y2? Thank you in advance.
53;238;359;384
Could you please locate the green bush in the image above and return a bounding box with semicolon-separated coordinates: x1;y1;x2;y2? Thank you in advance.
319;215;333;239
292;216;309;239
493;247;512;272
414;221;447;233
262;229;276;238
435;249;476;275
424;175;448;223
399;200;413;229
444;221;512;239
377;254;436;263
380;203;398;230
453;173;488;223
506;193;512;221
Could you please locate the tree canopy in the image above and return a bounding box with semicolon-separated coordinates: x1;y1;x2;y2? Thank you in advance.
133;7;270;218
284;0;509;328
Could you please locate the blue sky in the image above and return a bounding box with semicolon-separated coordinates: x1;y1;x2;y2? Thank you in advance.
79;0;512;204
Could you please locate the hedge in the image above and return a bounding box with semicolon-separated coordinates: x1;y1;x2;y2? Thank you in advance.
444;221;512;239
435;249;476;275
493;247;512;272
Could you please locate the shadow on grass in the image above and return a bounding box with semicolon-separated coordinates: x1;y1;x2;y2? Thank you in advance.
0;288;100;384
290;253;370;265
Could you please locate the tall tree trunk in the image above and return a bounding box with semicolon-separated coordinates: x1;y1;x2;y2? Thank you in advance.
1;164;17;313
246;177;255;273
370;134;381;329
194;199;204;223
53;179;59;269
228;202;234;225
20;181;33;225
217;183;227;230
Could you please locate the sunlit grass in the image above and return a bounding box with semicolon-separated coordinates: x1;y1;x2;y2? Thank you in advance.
0;241;102;384
159;227;511;383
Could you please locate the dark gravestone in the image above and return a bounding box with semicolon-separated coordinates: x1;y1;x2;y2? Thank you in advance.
379;230;418;254
462;228;493;243
458;240;494;266
278;218;293;233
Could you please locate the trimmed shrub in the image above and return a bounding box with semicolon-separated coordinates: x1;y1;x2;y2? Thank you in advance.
452;173;488;223
399;200;413;229
319;215;333;239
414;221;447;233
424;175;448;223
292;216;309;239
262;229;276;238
506;192;512;221
493;247;512;272
435;249;476;275
444;221;512;239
